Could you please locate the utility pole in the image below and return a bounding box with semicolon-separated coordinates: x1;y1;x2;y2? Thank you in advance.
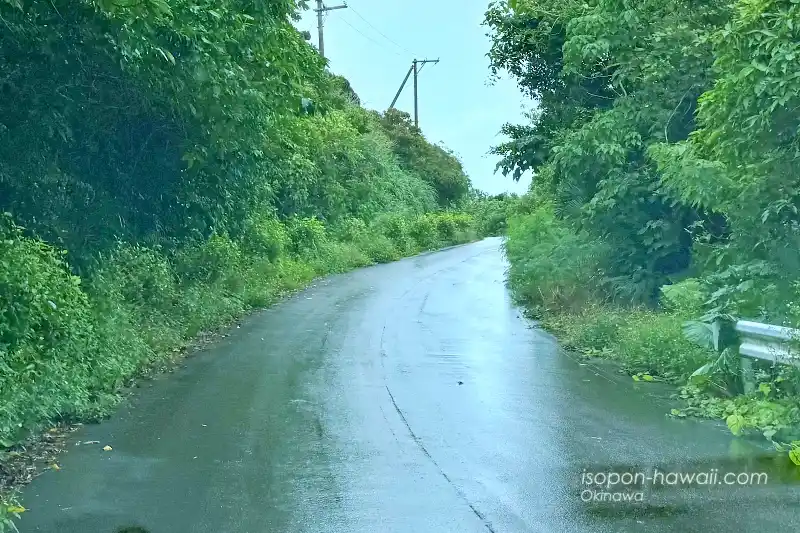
315;0;348;59
388;58;439;128
412;59;418;127
412;59;438;127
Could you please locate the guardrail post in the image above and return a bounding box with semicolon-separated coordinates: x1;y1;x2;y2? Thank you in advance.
740;356;755;394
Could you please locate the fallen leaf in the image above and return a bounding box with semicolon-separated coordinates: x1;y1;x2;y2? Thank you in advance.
726;414;745;436
789;448;800;466
102;445;113;451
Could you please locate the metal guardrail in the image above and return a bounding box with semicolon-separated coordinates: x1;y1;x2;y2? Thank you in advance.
735;320;800;393
736;320;800;366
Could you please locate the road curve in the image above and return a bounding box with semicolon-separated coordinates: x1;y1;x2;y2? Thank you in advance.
19;238;800;532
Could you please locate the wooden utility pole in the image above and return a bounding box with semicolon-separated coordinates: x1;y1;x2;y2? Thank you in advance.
412;59;418;127
388;58;439;128
315;0;348;59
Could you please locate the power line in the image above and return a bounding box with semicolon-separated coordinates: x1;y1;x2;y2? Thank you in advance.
347;4;419;57
337;16;403;57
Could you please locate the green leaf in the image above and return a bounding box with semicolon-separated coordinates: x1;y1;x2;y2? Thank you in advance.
156;48;175;65
690;362;714;382
150;0;173;16
683;320;716;350
748;29;778;38
726;414;746;436
789;448;800;466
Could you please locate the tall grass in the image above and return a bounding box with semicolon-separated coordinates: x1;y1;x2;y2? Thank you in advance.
503;205;716;383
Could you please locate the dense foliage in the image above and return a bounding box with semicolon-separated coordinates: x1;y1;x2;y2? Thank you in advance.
0;0;472;265
488;0;800;456
376;109;472;206
0;1;511;518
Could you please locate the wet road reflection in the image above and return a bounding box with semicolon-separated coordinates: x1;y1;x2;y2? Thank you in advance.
20;238;800;532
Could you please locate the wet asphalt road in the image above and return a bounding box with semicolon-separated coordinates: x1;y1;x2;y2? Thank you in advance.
18;238;800;532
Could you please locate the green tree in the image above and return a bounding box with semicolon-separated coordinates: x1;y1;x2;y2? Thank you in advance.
377;109;471;207
485;0;730;301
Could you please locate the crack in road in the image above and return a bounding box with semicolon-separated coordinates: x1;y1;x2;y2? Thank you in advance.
383;384;497;533
378;251;500;532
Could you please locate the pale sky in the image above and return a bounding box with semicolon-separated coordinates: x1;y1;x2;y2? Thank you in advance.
295;0;533;195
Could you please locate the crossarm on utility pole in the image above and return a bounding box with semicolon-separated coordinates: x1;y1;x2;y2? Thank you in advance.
416;58;439;74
